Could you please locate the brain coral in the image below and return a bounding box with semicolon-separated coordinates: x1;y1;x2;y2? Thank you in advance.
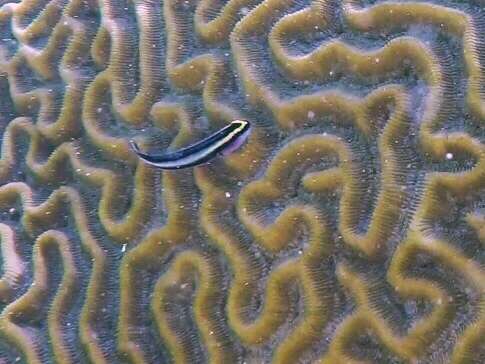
0;0;484;362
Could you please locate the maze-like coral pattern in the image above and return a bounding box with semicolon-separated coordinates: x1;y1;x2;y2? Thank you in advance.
0;0;484;362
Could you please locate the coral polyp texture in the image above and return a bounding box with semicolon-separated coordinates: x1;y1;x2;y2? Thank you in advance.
0;0;484;362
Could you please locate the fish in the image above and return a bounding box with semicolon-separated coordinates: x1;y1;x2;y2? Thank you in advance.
129;120;251;169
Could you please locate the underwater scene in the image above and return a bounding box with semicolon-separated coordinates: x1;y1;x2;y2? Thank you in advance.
0;0;484;362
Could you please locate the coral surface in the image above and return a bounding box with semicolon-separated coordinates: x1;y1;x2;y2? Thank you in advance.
0;0;484;362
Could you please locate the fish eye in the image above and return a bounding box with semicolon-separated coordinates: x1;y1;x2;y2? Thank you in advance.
232;119;248;126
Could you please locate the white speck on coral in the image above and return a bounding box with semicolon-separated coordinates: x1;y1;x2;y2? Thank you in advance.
240;6;249;15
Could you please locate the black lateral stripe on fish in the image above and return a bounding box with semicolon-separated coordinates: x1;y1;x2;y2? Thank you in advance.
130;120;251;169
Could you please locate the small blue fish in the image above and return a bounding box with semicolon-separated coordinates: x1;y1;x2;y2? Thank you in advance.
130;120;251;169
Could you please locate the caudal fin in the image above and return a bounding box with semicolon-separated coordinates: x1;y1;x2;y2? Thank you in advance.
129;140;140;153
